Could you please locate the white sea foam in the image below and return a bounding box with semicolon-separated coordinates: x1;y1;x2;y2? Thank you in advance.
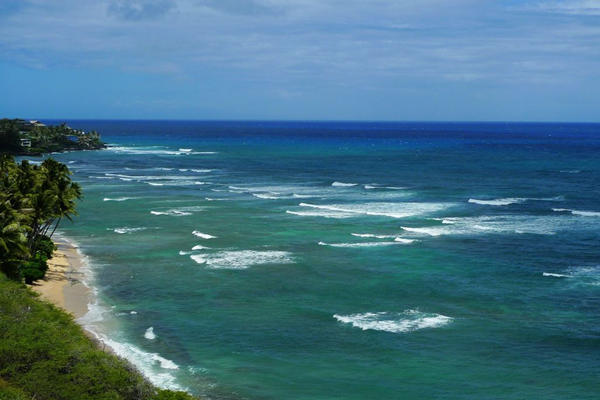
90;333;183;390
111;227;148;234
192;231;216;239
191;169;213;173
364;184;407;190
334;310;452;333
225;184;322;200
147;180;207;187
469;196;563;206
468;198;526;206
332;181;358;187
543;266;600;286
106;173;205;181
552;208;600;217
190;254;207;264
400;213;593;238
351;233;397;239
195;250;294;270
252;193;281;199
179;251;191;255
144;327;157;340
542;272;568;278
151;210;192;216
298;202;452;219
285;210;354;219
107;146;216;156
103;197;136;202
319;240;412;248
401;226;448;236
192;245;210;250
66;236;185;391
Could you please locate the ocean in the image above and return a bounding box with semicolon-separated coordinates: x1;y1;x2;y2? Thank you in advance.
35;121;600;399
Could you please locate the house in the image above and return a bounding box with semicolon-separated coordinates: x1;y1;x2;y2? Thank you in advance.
29;120;46;127
20;138;32;148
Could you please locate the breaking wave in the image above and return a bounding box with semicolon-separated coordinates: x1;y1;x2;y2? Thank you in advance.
144;327;157;340
318;239;414;248
191;250;294;269
543;265;600;286
103;197;136;202
297;202;452;219
110;227;148;234
151;210;192;216
351;233;397;239
468;196;563;206
332;181;358;187
364;184;407;190
400;213;597;237
285;210;353;218
107;146;216;156
552;208;600;217
192;231;217;239
334;310;452;333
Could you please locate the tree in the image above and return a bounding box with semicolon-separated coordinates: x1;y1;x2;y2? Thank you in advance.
0;119;21;152
0;196;29;280
0;155;80;281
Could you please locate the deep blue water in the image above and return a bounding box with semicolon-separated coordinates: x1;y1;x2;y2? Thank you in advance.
39;121;600;399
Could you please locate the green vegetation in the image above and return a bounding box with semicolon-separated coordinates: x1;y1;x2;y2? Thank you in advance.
0;156;80;282
0;273;197;400
0;154;198;398
0;118;105;155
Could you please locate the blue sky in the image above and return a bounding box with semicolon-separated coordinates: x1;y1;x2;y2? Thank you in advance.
1;0;599;121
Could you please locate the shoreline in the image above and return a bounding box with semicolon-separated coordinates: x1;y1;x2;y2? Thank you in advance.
30;236;188;392
31;239;91;319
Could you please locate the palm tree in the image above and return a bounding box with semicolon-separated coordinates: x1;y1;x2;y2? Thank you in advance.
0;196;29;279
39;158;82;239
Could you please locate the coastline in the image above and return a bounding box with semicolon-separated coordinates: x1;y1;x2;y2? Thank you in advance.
31;239;91;319
30;236;188;392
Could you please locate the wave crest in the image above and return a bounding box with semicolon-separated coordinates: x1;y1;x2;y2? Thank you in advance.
334;310;452;333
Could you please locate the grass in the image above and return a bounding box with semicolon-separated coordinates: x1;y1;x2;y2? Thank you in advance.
0;273;197;400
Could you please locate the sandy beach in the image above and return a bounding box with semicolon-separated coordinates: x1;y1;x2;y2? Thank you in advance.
31;239;90;319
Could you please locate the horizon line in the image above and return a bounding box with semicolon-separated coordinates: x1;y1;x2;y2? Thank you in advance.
12;117;600;125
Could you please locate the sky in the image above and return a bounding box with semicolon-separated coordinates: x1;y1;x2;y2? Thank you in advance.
1;0;599;121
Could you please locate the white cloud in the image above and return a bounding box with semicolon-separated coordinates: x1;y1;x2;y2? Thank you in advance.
534;0;600;15
1;0;599;87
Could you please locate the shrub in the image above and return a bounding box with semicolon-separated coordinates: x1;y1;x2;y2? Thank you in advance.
20;254;48;284
153;390;198;400
0;273;201;400
0;378;29;400
35;236;56;260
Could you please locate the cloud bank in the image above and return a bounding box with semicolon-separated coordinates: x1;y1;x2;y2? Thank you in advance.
1;0;599;120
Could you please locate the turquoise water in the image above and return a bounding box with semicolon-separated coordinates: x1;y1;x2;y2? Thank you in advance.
38;121;600;399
